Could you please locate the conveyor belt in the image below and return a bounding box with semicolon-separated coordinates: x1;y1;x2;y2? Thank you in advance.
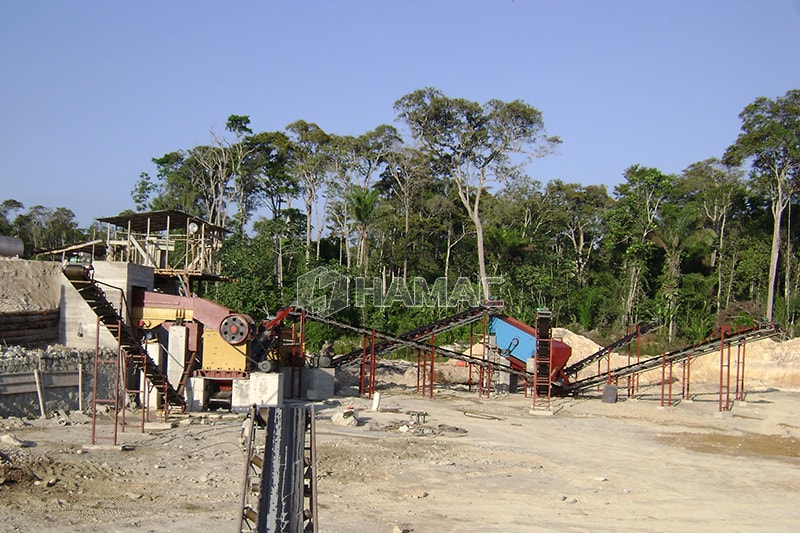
562;322;782;393
238;405;318;533
291;308;538;381
62;266;185;410
562;320;662;377
324;303;503;368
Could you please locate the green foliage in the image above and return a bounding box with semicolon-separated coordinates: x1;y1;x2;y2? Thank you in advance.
207;233;277;319
112;87;800;347
572;284;612;331
5;204;84;256
0;199;24;235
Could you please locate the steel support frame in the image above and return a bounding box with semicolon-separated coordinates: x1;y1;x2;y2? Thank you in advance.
719;327;732;411
360;330;377;399
626;325;642;398
91;317;121;445
660;351;674;407
734;338;747;401
415;340;435;399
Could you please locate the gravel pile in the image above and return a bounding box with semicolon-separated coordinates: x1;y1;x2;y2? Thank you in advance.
0;344;110;374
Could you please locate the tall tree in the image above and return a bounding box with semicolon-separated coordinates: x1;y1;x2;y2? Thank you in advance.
378;146;431;280
546;180;611;288
650;197;702;342
242;131;298;287
680;159;745;312
134;151;204;216
134;115;258;230
286;120;332;264
607;165;673;327
724;89;800;321
0;199;24;235
347;185;381;274
395;87;560;300
11;205;82;254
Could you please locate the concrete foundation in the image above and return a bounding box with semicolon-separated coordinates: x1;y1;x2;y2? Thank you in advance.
494;371;512;393
143;339;166;409
231;372;284;413
280;367;334;400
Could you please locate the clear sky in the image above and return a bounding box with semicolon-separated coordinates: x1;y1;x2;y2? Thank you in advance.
1;1;799;227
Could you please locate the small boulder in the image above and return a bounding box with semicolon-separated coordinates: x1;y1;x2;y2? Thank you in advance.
331;409;359;427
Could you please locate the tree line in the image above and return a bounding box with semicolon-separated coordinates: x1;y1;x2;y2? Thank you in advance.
5;87;799;351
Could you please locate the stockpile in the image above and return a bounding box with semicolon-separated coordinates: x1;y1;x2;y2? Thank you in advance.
560;328;800;391
0;258;62;347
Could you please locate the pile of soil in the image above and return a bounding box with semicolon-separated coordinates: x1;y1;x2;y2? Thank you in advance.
0;258;61;313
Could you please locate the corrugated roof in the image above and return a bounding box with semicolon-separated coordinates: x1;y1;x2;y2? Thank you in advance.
96;210;227;233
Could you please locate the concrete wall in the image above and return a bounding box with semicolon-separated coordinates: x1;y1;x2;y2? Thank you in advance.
59;261;154;350
0;345;116;418
0;258;110;349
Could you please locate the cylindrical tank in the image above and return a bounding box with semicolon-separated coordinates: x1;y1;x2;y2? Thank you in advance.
0;236;24;257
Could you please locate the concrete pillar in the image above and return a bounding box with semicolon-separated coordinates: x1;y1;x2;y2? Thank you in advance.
143;339;163;409
304;368;335;400
186;377;207;412
167;325;188;389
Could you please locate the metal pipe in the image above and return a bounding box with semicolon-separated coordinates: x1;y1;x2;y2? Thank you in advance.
660;352;666;407
719;327;726;412
370;330;377;398
360;334;368;396
429;332;435;398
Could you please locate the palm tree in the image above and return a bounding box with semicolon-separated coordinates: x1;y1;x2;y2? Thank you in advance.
347;185;380;274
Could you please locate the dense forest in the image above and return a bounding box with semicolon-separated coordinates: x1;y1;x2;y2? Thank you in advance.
3;87;799;351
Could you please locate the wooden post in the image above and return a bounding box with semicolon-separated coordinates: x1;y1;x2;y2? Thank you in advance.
78;362;84;412
33;369;47;418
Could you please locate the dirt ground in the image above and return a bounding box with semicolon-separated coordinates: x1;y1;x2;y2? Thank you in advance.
2;369;799;533
3;258;798;531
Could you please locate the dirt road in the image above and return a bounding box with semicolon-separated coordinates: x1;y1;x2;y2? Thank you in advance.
2;382;799;532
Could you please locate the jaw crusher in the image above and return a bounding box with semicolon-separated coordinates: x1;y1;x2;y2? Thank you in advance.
131;293;292;409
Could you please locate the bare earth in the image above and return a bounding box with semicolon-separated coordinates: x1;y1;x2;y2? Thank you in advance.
2;376;799;533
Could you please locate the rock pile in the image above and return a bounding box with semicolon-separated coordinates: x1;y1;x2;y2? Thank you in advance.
0;344;106;374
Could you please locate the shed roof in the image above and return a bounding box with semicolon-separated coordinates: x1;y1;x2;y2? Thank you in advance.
96;210;227;234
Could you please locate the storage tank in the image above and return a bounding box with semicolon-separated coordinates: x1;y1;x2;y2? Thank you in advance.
0;235;24;257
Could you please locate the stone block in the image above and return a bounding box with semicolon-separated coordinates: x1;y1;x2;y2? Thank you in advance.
231;373;283;413
186;377;207;412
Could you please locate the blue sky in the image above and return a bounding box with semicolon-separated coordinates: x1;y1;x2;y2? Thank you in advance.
1;1;799;227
